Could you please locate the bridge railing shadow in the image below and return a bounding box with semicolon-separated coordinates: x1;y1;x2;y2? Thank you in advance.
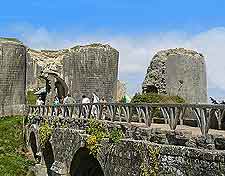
27;103;225;136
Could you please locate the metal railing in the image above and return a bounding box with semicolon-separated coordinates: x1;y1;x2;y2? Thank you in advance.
27;103;225;136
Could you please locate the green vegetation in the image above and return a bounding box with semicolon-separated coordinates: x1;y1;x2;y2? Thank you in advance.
0;37;22;44
26;90;37;105
109;127;124;143
86;119;124;157
131;93;185;118
147;145;160;176
70;45;81;50
71;43;104;50
131;93;185;104
139;144;160;176
86;119;108;157
0;116;34;176
39;121;53;148
87;43;103;47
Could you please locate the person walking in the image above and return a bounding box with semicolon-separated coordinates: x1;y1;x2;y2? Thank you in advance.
100;97;107;120
91;92;100;117
63;94;75;116
81;95;90;118
36;97;44;106
52;96;60;116
36;97;44;114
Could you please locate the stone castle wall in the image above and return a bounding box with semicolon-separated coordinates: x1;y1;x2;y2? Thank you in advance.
166;54;207;103
27;44;119;101
26;123;225;176
0;38;26;116
143;48;207;103
63;44;119;101
102;139;225;176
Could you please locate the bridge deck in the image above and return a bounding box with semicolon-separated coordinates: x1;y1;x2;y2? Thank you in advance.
149;123;225;137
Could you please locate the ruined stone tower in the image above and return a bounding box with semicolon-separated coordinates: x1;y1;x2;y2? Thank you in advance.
0;38;26;116
27;43;119;101
142;48;207;103
63;44;119;101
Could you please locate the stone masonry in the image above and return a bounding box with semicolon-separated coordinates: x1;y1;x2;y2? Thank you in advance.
0;38;26;116
26;117;225;176
27;43;119;101
143;48;207;103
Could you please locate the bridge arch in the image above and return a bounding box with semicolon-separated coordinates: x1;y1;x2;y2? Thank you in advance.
42;140;55;175
29;131;39;161
222;117;225;130
69;147;104;176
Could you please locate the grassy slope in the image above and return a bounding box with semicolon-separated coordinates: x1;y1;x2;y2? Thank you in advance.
0;116;33;176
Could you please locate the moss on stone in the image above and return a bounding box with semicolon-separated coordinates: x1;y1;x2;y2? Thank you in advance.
0;37;23;44
39;120;53;148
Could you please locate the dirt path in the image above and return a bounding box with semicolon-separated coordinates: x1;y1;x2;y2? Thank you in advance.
151;123;225;137
128;122;225;137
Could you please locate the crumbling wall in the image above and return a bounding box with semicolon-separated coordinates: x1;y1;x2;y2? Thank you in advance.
143;48;207;103
0;38;26;116
114;80;127;101
27;125;225;176
27;43;119;102
101;140;225;176
63;44;119;101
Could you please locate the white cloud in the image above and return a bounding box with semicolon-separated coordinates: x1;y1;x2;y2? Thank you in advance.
10;25;225;97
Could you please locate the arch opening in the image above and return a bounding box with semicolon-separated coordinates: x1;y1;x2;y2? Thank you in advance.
209;114;219;129
38;71;69;103
42;141;55;176
142;85;158;94
221;116;225;130
29;132;39;161
70;147;104;176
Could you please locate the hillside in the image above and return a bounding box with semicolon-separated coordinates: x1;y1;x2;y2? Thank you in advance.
0;116;34;176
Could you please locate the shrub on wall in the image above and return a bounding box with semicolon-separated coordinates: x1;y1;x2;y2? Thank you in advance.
131;93;185;118
131;93;185;104
39;121;53;148
26;90;37;105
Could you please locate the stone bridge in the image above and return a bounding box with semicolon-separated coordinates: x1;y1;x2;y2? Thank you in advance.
26;103;225;176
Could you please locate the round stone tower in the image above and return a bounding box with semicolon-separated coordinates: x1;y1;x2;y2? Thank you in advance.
0;38;26;116
142;48;207;103
63;43;119;101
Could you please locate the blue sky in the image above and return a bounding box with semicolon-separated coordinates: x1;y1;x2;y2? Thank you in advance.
1;0;225;34
1;0;225;100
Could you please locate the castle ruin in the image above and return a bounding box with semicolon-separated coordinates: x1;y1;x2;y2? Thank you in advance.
26;44;119;102
0;38;119;116
142;48;208;103
0;38;26;116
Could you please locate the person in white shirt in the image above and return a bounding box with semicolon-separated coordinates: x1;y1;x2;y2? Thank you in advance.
91;92;100;117
81;95;90;117
36;97;44;114
36;97;44;105
82;95;90;104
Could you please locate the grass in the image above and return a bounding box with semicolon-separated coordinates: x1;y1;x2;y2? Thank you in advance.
0;116;34;176
0;37;22;44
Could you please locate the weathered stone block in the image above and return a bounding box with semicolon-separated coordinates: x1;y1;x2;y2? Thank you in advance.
0;38;26;116
143;48;207;103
